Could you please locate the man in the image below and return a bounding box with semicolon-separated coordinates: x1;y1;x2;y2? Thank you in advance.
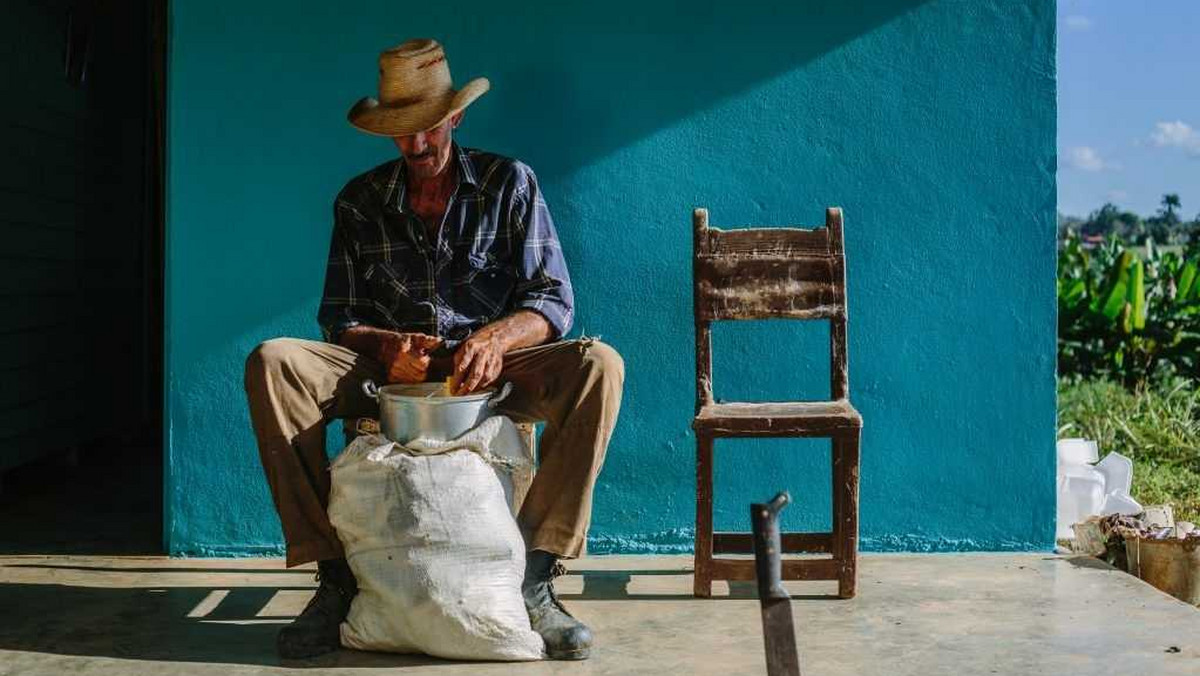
243;39;624;661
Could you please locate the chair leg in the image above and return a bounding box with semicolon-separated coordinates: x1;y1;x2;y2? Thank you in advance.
831;435;844;575
834;431;861;599
694;434;714;598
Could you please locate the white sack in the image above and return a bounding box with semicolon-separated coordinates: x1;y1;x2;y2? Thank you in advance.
397;414;530;511
328;422;544;661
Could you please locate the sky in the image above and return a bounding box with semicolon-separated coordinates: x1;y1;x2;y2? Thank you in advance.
1057;1;1200;219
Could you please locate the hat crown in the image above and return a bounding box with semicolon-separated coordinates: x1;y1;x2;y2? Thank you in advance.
349;38;489;137
377;39;453;106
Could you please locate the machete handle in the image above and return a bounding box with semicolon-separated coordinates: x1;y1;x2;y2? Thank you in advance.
751;491;791;601
766;491;790;514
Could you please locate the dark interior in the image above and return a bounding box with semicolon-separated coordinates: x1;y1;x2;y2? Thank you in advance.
0;0;166;555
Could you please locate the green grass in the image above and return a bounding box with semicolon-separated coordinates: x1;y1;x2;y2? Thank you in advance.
1058;378;1200;523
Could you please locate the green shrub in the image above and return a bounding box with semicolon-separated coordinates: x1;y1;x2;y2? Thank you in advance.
1058;233;1200;386
1058;378;1200;522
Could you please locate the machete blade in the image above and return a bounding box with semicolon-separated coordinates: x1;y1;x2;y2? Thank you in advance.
760;598;801;676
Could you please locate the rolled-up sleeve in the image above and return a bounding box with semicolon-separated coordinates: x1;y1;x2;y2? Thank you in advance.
317;198;370;344
510;169;574;339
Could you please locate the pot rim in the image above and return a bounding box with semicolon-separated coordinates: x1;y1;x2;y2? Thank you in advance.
376;382;497;405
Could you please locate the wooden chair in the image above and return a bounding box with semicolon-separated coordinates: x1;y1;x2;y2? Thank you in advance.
691;207;862;599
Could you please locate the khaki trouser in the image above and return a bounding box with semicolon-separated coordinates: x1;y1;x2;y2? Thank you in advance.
243;337;624;567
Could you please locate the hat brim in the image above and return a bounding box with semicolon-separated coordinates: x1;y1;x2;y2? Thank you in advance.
347;77;490;137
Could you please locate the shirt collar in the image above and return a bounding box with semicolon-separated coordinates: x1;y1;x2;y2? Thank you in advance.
386;142;477;213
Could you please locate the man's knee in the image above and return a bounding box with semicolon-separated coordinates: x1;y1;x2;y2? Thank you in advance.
579;340;625;386
245;338;302;389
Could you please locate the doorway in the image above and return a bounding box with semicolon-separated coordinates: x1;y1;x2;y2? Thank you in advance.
0;0;166;555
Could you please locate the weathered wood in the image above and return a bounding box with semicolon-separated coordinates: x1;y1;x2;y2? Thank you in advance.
701;225;832;258
695;322;714;410
694;400;862;436
694;209;714;410
692;211;846;324
694;433;715;598
825;208;844;252
710;557;839;582
828;208;849;401
697;254;837;282
700;303;841;323
690;206;860;600
714;531;833;554
695;254;842;321
834;431;861;599
831;437;844;594
830;315;848;401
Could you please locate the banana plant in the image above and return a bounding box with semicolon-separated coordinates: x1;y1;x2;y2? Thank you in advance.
1059;232;1200;386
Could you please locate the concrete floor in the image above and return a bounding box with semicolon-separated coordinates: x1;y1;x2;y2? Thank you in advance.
0;554;1196;675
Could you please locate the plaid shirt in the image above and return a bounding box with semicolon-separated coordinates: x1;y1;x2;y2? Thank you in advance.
318;144;574;348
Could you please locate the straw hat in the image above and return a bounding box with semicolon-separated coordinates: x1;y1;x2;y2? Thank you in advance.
347;39;489;137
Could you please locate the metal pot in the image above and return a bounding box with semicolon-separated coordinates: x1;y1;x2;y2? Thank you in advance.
361;379;514;444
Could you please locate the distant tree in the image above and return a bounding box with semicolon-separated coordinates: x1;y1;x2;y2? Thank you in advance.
1083;203;1120;236
1145;217;1172;245
1082;202;1141;242
1067;197;1198;247
1115;209;1144;242
1147;194;1185;244
1162;193;1182;222
1187;212;1200;257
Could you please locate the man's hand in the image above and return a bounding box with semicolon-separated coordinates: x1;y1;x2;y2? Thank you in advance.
338;326;444;383
449;310;555;394
451;332;505;395
379;333;443;384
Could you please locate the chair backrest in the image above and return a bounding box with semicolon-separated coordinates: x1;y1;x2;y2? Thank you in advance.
692;207;849;409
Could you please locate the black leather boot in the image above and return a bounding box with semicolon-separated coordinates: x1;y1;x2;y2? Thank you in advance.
277;558;357;659
522;550;593;660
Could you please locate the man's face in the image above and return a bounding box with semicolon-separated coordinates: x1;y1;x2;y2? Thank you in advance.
392;112;462;181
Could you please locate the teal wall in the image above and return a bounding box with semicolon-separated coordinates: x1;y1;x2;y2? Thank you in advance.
166;0;1058;555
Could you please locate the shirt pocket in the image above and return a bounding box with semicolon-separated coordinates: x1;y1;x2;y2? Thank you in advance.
459;252;515;317
363;262;413;318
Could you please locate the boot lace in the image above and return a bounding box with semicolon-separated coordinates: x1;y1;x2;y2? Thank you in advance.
300;570;352;616
542;561;573;616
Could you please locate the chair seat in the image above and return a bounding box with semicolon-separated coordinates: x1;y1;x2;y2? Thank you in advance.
693;399;862;435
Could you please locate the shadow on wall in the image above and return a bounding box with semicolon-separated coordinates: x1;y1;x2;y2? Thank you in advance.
460;0;933;179
172;0;932;356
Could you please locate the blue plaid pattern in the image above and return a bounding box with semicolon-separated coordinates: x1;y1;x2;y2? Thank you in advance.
318;144;573;348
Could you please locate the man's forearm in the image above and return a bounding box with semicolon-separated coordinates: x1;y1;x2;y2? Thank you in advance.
475;310;554;353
